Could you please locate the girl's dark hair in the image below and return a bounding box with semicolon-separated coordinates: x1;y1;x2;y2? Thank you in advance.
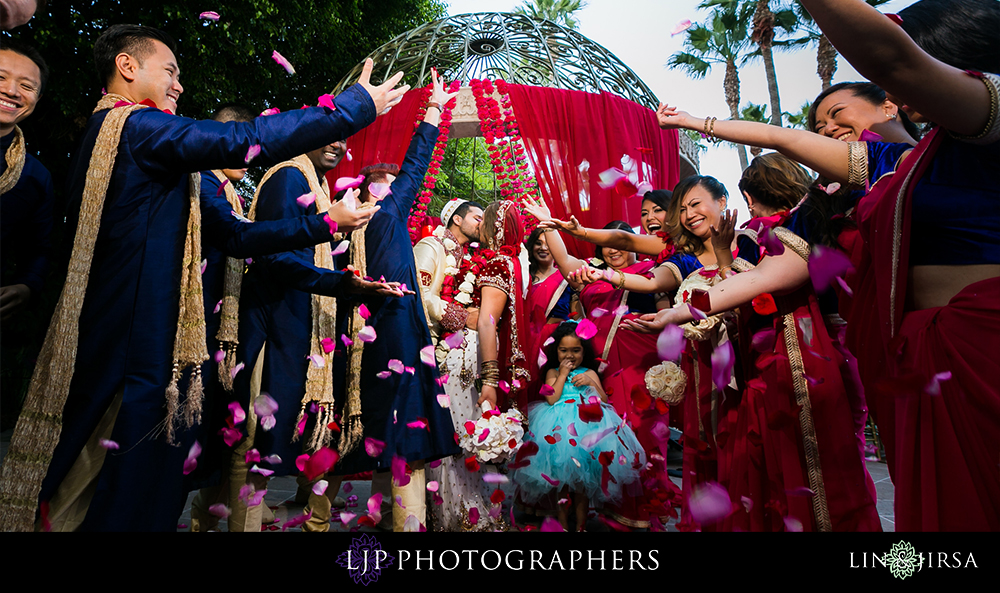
794;177;858;250
541;321;600;375
899;0;1000;74
667;175;728;256
738;153;813;213
641;189;673;212
593;220;634;263
807;82;921;141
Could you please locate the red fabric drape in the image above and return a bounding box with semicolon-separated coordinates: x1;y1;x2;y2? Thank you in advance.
325;88;424;187
506;85;681;259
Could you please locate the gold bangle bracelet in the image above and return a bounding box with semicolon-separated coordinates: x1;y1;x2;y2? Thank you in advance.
615;269;626;290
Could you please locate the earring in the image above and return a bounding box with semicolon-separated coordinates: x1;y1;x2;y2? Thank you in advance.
887;113;898;120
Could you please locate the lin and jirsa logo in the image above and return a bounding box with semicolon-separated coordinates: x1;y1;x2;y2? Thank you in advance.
337;534;395;585
850;540;978;579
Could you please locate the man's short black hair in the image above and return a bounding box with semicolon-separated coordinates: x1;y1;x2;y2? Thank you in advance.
93;24;178;87
0;37;49;95
212;104;256;123
450;200;484;227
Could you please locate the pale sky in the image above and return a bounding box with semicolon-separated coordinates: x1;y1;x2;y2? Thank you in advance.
446;0;916;225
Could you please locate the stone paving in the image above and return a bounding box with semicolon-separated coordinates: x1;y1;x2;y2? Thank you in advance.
0;429;893;532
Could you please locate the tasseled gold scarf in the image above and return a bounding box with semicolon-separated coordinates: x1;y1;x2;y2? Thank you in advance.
212;170;244;391
0;94;208;532
249;156;341;453
338;218;370;457
0;125;26;195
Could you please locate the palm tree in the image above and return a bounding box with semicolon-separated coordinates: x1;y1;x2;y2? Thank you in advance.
514;0;587;30
776;0;892;90
668;0;756;170
740;102;770;156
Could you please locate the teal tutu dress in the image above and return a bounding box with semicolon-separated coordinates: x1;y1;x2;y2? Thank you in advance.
513;368;647;506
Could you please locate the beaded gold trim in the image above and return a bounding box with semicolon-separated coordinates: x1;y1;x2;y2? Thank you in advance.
949;72;1000;144
846;141;869;188
771;226;810;263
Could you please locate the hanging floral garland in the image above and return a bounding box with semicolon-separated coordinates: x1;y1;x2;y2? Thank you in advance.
407;80;462;244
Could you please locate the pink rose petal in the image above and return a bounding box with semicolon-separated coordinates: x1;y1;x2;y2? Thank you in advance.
388;359;404;374
262;454;281;465
784;516;804;532
199;11;221;21
260;415;276;431
925;371;953;396
406;418;429;431
358;304;371;320
183;441;202;475
259;107;280;117
208;503;230;518
404;366;415;374
539;384;555;397
711;341;735;392
597;167;627;190
320;337;335;354
468;507;479;526
365;437;385;458
540;516;564;532
759;228;786;257
296;192;316;209
436;392;450;407
656;323;685;361
333;175;365;193
218;427;241;447
244;144;261;164
304;447;339;481
295;454;310;472
575;318;598;340
245;448;261;464
271;50;296;75
312;480;329;496
580;425;615;449
377;371;392;379
443;331;465;349
330;240;349;257
253;393;278;417
282;511;313;531
537;349;547;368
687;303;707;321
249;464;273;477
214;349;225;362
358;326;376;343
670;19;692;36
341;334;353;347
317;94;336;110
420;345;436;367
391;455;410;487
213;300;223;314
688;481;731;525
99;439;119;451
541;473;560;487
483;473;509;484
426;480;440;492
307;353;326;368
590;307;608;318
809;245;853;294
339;512;356;525
200;259;208;275
368;182;392;200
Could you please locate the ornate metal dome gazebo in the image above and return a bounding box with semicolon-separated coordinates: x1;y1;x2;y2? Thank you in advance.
332;12;699;178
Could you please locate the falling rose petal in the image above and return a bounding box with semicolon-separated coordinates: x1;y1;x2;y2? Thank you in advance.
213;300;223;314
403;514;423;532
304;447;339;481
345;148;353;162
591;307;608;318
306;353;326;368
436;393;450;408
271;50;296;75
368;182;392;200
295;454;311;473
688;481;731;525
365;437;386;458
333;175;365;193
250;464;274;477
784;516;804;532
442;331;465;350
597;167;627;190
200;11;221;21
262;454;282;465
786;486;816;497
253;393;278;418
468;507;480;526
656;324;685;361
426;480;440;493
741;496;753;512
759;228;786;257
406;418;429;431
580;426;615;448
477;428;491;443
834;276;854;298
200;259;208;275
340;334;354;348
539;384;555;397
376;371;392;380
540;516;563;532
331;240;349;257
925;371;953;396
751;328;777;353
824;182;842;195
388;359;405;374
261;414;276;431
711;341;735;392
183;441;202;475
259;107;280;117
320;337;335;354
357;326;377;343
543;336;555;347
208;503;230;518
339;512;357;525
245;449;261;464
312;480;329;496
99;439;119;451
797;317;815;347
687;303;707;321
297;415;307;437
296;192;316;209
244;144;261;164
317;93;336;110
483;473;509;484
575;318;598;340
541;473;560;487
404;366;415;375
282;511;313;531
537;349;547;368
567;422;578;437
213;349;225;363
670;18;693;36
391;455;411;487
809;245;853;294
358;304;371;320
420;345;436;367
690;289;711;313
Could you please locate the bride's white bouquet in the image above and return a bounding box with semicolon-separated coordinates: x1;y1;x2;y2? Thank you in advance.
459;402;525;463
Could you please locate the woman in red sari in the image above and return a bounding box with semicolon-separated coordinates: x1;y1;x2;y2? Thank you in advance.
651;0;1000;531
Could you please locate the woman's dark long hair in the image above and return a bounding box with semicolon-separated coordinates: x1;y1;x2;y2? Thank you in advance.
525;227;547;279
641;189;673;212
899;0;1000;73
541;321;600;375
793;178;858;250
